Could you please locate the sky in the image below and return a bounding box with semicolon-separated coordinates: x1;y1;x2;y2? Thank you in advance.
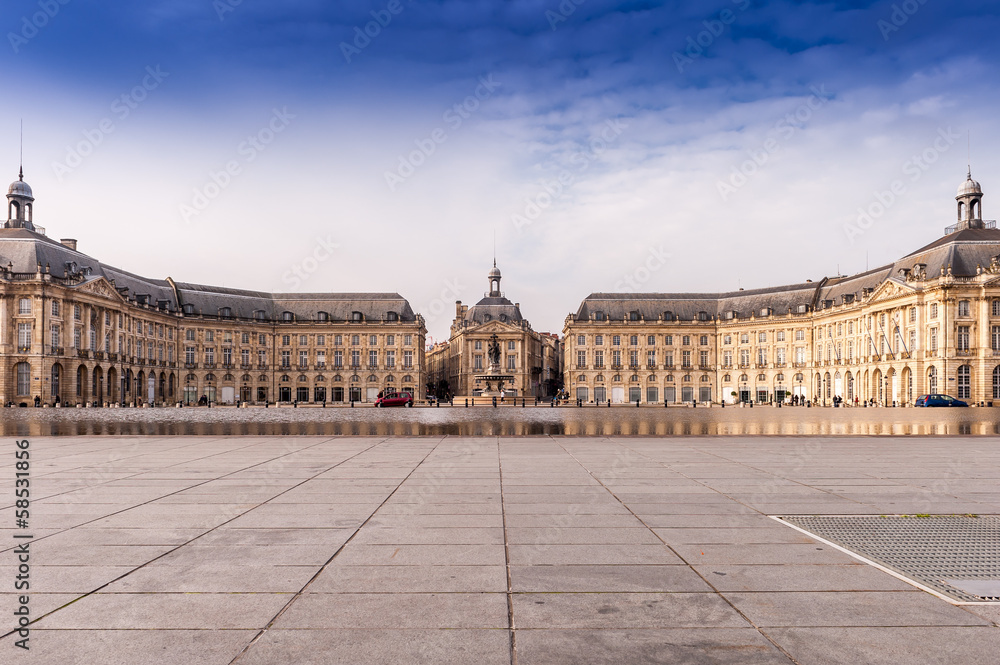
3;0;1000;343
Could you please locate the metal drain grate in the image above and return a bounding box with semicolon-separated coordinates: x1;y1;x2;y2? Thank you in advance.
777;515;1000;603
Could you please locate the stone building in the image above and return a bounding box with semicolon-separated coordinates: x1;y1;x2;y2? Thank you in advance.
564;172;1000;405
1;170;425;406
426;263;560;398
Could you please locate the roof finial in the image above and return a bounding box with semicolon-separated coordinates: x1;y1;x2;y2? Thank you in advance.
967;130;971;179
19;118;23;181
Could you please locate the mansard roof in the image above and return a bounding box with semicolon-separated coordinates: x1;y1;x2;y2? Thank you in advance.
0;228;419;322
572;228;1000;322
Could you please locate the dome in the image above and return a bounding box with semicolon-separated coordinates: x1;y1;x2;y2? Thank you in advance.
957;173;982;197
8;178;32;198
488;265;501;279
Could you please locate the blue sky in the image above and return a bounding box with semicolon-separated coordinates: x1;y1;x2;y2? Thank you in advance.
3;0;999;341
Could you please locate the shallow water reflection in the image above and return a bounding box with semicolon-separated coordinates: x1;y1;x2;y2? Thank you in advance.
2;404;999;436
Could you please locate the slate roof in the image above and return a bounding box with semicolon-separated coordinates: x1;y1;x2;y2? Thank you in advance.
464;296;524;325
572;228;1000;322
0;229;418;322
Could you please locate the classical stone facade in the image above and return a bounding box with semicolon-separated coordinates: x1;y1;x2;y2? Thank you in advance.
1;171;425;406
426;263;560;399
564;172;1000;405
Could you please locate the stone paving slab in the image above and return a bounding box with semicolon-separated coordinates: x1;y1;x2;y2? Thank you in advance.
0;435;997;664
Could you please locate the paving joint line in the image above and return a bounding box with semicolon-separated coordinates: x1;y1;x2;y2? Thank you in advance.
0;436;384;641
227;436;447;664
552;436;802;665
497;436;518;665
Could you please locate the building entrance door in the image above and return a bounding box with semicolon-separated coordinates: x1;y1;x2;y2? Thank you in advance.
611;387;625;403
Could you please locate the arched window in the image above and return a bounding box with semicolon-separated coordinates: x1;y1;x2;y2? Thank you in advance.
957;365;971;399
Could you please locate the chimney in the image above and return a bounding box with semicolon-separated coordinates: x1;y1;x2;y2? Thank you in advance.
61;239;78;251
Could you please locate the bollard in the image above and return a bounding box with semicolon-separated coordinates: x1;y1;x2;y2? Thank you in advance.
806;401;811;408
636;399;640;408
749;401;753;408
608;399;611;408
692;400;696;408
577;398;582;407
550;398;554;408
493;396;497;408
521;397;525;408
436;399;440;408
294;400;298;408
465;398;469;408
351;400;354;408
721;400;725;408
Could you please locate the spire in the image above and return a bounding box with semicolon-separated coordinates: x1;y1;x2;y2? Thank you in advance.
19;118;23;180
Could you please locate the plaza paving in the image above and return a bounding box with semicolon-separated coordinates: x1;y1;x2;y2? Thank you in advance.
2;435;999;664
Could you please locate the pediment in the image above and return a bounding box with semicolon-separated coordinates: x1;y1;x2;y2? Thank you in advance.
868;279;914;304
74;277;126;303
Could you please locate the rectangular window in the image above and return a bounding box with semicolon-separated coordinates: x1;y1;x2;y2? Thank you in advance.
18;298;31;315
386;335;394;346
386;350;396;367
594;350;604;368
242;332;250;344
700;335;709;346
51;300;60;317
682;336;691;346
612;350;622;367
50;325;60;348
507;355;516;370
757;347;767;366
474;354;483;370
74;327;81;349
664;335;673;346
282;335;290;346
300;350;309;367
993;326;1000;351
281;350;290;367
223;348;233;365
577;350;586;368
368;350;378;367
204;347;215;364
508;340;515;351
723;335;732;345
89;329;96;351
957;325;970;352
595;335;603;345
776;331;785;342
369;335;377;346
629;350;639;367
930;328;938;353
206;330;214;342
299;335;308;346
612;335;621;346
630;335;638;346
723;350;732;367
758;332;767;343
700;350;709;366
664;351;673;368
930;303;938;319
334;350;344;367
404;334;412;346
241;348;250;365
17;323;31;350
74;304;82;320
403;350;413;368
647;350;656;368
958;301;971;317
259;334;267;345
682;350;691;368
795;347;805;364
647;335;656;346
776;347;786;365
351;335;360;346
740;349;750;367
257;350;267;366
351;350;360;367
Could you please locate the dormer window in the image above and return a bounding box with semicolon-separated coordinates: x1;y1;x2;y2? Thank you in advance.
629;311;640;321
282;311;294;322
352;311;363;321
254;310;268;321
317;311;329;322
182;304;195;315
387;311;398;321
594;311;606;321
698;311;709;321
219;307;232;319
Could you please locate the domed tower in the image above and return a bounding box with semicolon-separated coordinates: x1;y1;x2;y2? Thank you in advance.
6;167;35;231
488;261;502;297
955;169;984;230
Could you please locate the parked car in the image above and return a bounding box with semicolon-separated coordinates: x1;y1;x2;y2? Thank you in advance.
914;394;969;407
375;392;413;408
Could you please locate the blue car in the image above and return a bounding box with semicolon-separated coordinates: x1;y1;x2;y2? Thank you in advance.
914;394;968;407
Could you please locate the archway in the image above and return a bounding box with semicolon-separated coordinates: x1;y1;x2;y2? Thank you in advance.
50;363;62;403
107;367;118;403
92;366;104;404
77;364;88;402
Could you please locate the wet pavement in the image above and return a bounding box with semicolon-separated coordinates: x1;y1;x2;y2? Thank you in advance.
1;403;999;437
